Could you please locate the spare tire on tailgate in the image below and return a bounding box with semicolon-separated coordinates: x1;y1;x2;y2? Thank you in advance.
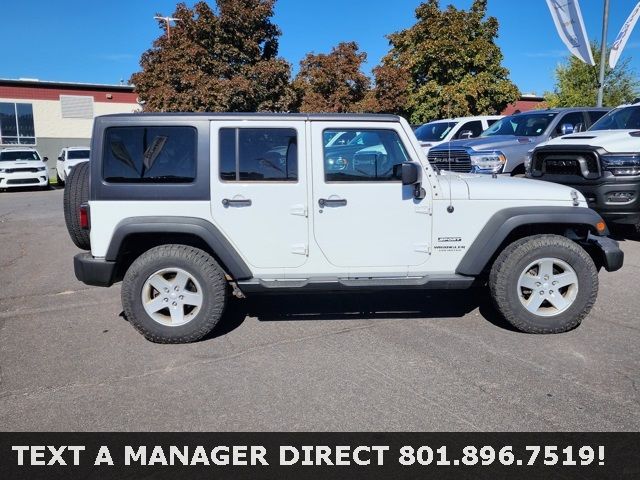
63;161;91;250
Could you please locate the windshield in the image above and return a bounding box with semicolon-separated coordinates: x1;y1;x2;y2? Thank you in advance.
0;150;40;161
67;150;90;160
481;113;557;137
414;121;457;142
590;106;640;130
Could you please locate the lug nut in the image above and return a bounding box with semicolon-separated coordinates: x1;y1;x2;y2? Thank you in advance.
174;286;179;291
536;282;541;287
549;290;554;294
163;298;168;302
179;295;184;300
172;301;177;306
539;290;545;295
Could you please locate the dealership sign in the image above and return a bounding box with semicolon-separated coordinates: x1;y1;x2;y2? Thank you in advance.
546;0;595;66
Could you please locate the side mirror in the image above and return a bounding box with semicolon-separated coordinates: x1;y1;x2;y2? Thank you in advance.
559;123;574;135
394;162;419;185
42;157;48;162
458;130;474;139
58;156;63;161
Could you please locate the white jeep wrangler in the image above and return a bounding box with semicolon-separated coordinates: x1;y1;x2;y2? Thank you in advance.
65;113;623;343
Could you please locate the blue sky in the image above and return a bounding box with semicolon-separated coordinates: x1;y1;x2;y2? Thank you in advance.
3;0;640;95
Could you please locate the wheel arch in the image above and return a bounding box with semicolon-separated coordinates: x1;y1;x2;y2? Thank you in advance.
456;206;608;276
106;217;253;282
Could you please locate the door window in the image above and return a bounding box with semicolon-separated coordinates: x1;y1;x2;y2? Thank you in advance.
455;120;483;139
219;128;297;182
323;129;409;182
556;112;585;135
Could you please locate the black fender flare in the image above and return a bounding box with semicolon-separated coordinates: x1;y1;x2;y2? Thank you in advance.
105;216;253;280
455;206;607;276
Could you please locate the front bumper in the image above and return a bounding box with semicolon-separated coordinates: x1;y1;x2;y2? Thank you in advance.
0;172;48;188
584;233;624;272
74;253;117;287
531;174;640;225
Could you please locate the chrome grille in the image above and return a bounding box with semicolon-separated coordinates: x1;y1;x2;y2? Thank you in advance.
427;149;472;173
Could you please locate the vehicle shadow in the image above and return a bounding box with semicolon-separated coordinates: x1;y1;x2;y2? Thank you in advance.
206;288;519;340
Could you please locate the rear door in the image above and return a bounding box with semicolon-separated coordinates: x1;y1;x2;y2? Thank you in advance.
210;121;308;270
311;122;432;269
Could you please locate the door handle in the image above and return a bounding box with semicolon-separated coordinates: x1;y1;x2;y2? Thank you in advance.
222;198;252;207
318;198;347;207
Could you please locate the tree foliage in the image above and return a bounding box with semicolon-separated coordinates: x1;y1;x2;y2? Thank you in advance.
292;42;370;113
545;43;640;107
369;0;519;123
130;0;295;112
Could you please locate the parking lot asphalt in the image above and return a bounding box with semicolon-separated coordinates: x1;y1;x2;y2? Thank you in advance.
1;187;639;432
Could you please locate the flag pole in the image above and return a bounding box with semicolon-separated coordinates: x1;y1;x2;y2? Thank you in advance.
596;0;611;107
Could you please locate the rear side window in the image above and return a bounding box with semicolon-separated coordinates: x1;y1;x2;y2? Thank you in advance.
103;126;196;183
219;128;298;182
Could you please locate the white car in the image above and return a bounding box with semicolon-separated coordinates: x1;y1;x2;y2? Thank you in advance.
0;148;49;190
56;147;90;185
414;115;503;154
65;112;623;343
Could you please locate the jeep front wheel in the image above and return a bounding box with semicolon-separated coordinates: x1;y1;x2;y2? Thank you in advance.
489;234;598;333
122;245;227;343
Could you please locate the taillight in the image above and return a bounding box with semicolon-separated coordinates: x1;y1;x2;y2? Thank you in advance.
79;203;90;230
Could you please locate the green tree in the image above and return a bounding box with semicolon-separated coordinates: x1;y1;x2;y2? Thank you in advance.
545;43;639;107
292;42;371;112
131;0;295;112
369;0;519;123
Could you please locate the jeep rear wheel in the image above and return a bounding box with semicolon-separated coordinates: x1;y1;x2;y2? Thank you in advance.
489;234;598;333
63;161;90;250
122;245;227;343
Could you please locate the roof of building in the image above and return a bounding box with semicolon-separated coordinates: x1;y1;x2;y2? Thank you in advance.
0;78;134;92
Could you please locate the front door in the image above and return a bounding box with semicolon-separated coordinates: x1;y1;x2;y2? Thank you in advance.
210;121;308;270
311;122;432;270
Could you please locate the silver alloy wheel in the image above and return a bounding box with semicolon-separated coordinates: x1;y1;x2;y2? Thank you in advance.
517;257;579;317
141;268;203;326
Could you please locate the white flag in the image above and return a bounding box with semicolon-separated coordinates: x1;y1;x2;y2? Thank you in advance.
546;0;595;66
610;2;640;69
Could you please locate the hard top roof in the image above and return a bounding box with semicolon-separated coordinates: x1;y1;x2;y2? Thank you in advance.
96;112;402;122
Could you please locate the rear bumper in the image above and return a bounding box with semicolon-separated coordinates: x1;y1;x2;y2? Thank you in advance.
584;234;624;272
74;253;117;287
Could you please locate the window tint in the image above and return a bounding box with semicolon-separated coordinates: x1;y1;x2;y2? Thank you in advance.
414;121;457;141
588;110;607;124
219;128;297;182
556;112;585;134
67;150;90;160
324;129;409;182
103;126;196;183
487;119;499;126
456;120;483;139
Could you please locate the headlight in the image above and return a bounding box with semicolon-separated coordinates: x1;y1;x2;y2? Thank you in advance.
470;151;506;173
326;156;348;171
524;149;534;174
601;155;640;176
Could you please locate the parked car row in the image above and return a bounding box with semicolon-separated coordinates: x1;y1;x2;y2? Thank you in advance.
0;146;90;191
413;102;640;233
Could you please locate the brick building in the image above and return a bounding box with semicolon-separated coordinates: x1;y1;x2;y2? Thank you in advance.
0;78;139;170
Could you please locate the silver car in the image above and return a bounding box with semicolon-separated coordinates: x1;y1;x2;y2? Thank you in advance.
427;108;609;175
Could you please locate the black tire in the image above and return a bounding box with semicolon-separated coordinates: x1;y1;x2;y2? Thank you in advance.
121;245;227;343
63;162;90;250
489;234;598;333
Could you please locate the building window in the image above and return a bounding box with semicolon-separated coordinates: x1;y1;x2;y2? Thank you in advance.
60;95;94;119
0;102;35;145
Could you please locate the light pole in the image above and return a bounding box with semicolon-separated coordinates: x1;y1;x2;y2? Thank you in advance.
596;0;610;107
154;16;181;40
